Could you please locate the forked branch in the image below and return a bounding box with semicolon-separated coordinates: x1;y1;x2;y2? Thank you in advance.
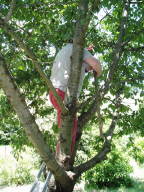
75;87;123;177
75;116;117;176
78;1;130;131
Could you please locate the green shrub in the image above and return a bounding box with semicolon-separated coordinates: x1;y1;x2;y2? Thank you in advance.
84;150;133;189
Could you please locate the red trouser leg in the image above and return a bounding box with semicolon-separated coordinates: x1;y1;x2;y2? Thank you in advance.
49;89;65;154
49;89;78;154
49;89;65;128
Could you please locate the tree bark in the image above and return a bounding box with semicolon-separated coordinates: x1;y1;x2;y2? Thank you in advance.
53;0;92;169
0;55;74;190
74;0;130;147
68;0;90;104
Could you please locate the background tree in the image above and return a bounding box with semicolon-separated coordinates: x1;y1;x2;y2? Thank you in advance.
0;0;144;191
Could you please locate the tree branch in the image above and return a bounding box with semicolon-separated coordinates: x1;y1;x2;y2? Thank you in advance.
78;93;100;129
74;84;123;177
65;0;101;165
75;1;130;133
4;0;16;22
78;72;101;130
67;0;101;156
67;0;90;105
0;18;68;115
74;115;118;177
102;1;130;96
68;0;101;105
69;76;101;165
0;55;71;187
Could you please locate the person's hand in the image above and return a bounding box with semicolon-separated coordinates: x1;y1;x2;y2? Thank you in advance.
87;44;94;51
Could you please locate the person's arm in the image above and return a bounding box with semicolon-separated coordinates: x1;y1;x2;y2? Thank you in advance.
84;57;102;77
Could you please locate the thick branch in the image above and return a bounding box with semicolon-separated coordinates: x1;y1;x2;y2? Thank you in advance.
78;95;100;129
70;77;101;165
74;85;123;175
0;18;68;115
74;1;130;134
62;0;101;166
74;116;118;177
58;0;101;162
68;0;100;104
67;0;90;104
0;55;71;187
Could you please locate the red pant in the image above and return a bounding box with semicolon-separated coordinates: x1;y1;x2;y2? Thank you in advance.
49;89;77;154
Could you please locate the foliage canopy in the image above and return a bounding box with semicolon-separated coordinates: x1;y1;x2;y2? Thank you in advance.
0;0;144;191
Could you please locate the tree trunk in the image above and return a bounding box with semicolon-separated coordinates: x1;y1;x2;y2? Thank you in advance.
0;55;75;190
47;174;75;192
48;182;74;192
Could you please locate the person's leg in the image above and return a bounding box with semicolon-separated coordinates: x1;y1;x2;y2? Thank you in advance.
49;89;78;155
49;89;65;155
49;89;65;128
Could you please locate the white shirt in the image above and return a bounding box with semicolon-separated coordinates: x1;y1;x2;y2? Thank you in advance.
50;43;92;96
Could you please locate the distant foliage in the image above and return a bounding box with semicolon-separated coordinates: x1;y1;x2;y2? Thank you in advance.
129;138;144;165
85;150;133;188
0;146;39;186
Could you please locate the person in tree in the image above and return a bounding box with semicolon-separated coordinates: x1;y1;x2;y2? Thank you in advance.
49;41;102;155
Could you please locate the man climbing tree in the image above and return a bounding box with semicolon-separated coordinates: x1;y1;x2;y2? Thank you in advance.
49;41;102;157
0;0;144;191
